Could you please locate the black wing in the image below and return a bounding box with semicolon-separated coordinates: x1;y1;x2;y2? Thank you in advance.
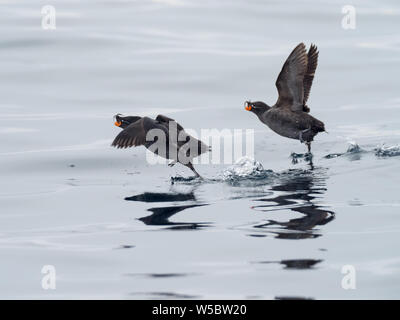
302;44;319;112
275;43;308;111
111;117;167;149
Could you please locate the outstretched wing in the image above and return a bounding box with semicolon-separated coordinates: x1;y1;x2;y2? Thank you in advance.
302;44;319;110
275;43;308;111
111;117;166;149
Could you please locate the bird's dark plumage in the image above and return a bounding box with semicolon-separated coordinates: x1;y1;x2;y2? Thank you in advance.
245;43;325;153
275;43;308;111
112;114;209;177
303;44;319;112
112;117;152;148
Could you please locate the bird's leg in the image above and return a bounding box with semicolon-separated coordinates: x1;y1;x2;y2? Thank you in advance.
305;142;314;167
299;127;311;144
168;160;177;167
306;142;311;153
308;158;314;170
299;131;304;143
186;162;202;179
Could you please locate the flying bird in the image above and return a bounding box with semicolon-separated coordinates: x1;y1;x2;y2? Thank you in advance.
245;43;325;153
112;114;209;178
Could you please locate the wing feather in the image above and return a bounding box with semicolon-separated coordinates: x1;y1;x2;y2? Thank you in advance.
302;44;319;111
275;43;308;111
112;115;210;160
111;117;158;148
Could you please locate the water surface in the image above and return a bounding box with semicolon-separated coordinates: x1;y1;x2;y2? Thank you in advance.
1;0;400;299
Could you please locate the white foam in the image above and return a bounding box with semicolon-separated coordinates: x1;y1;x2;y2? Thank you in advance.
222;156;264;179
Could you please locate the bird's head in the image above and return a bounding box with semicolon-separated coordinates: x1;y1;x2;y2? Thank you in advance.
244;101;269;113
113;114;141;129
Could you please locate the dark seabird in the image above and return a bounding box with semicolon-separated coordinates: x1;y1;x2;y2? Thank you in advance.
245;43;325;153
112;114;209;178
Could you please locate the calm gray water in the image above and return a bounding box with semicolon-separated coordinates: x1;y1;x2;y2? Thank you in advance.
1;0;400;299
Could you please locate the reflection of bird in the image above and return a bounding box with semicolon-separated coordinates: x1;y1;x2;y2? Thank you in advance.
112;114;210;178
252;169;334;239
139;204;207;228
256;259;322;270
125;192;196;203
245;43;325;153
125;191;210;229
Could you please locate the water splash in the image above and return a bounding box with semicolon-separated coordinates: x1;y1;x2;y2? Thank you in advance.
374;145;400;157
170;175;202;185
347;142;364;153
323;153;342;159
290;152;313;164
324;142;365;159
325;142;400;159
222;157;274;181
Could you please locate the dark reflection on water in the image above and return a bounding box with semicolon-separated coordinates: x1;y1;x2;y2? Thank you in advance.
255;259;323;269
125;273;194;278
114;245;135;250
275;296;314;300
126;168;334;234
145;273;188;278
126;192;210;229
251;168;335;239
130;292;199;299
140;204;210;229
125;192;196;202
281;259;322;269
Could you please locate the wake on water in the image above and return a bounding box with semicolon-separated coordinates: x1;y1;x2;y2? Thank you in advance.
374;144;400;157
324;142;400;159
324;142;366;159
170;142;400;185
